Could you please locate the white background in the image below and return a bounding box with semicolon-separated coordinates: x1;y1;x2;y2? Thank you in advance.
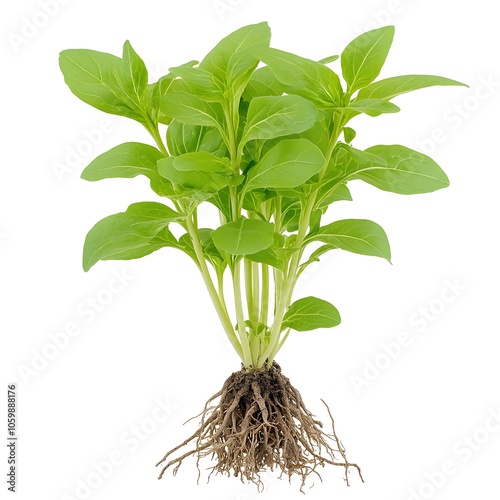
1;1;499;499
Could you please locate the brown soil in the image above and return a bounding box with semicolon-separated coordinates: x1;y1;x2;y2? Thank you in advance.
156;362;363;491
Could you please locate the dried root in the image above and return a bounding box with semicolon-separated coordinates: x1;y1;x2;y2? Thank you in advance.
156;362;363;491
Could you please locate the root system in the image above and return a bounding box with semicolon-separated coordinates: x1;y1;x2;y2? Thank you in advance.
156;362;363;491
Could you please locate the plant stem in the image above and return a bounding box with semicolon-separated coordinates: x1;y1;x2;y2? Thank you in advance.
244;258;254;324
185;216;243;360
260;264;269;326
233;261;252;367
147;123;169;156
257;119;344;368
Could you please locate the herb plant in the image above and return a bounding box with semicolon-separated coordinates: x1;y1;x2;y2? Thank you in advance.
59;23;465;490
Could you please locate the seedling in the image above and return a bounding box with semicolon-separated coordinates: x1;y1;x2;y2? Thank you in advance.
59;22;465;490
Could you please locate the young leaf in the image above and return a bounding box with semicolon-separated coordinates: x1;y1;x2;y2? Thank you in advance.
242;95;318;144
160;91;223;127
347;98;400;117
173;151;229;173
83;202;184;271
306;219;391;261
318;54;339;64
362;145;450;194
343;127;356;144
121;41;148;107
168;64;225;102
147;74;176;125
244;139;325;191
341;26;395;94
257;47;343;106
211;219;275;255
299;244;336;272
357;74;467;100
59;49;145;122
158;156;230;192
81;142;163;181
317;183;352;209
282;296;341;331
242;66;285;101
200;22;271;96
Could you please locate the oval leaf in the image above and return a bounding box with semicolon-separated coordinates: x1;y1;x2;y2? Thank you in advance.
160;91;223;127
363;145;450;194
307;219;391;261
211;219;274;255
81;142;163;181
257;47;343;106
358;74;468;101
283;296;341;332
242;95;318;143
83;202;184;271
158;156;230;193
341;26;395;93
244;139;325;191
348;98;400;116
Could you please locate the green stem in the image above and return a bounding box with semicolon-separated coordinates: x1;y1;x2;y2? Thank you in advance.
257;119;344;368
233;261;252;367
185;216;243;360
252;261;260;323
244;258;254;324
147;123;168;156
260;264;269;326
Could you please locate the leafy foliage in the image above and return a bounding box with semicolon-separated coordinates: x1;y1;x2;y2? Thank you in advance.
60;23;466;369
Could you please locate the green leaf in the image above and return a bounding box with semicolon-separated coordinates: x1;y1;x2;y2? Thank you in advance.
317;183;352;209
257;47;343;106
307;219;391;261
83;202;184;271
318;54;339;64
246;234;288;271
173;151;230;173
299;244;336;271
180;228;227;276
242;66;285;100
358;74;468;100
315;144;385;207
246;248;286;272
147;74;176;125
347;98;400;116
121;41;148;108
59;49;145;122
341;26;395;93
168;64;225;102
158;156;230;192
200;22;271;96
207;187;232;221
166;121;205;156
282;296;341;331
242;95;318;144
362;145;450;194
211;218;274;256
160;91;223;127
343;127;356;144
81;142;163;181
244;139;325;191
166;121;227;157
